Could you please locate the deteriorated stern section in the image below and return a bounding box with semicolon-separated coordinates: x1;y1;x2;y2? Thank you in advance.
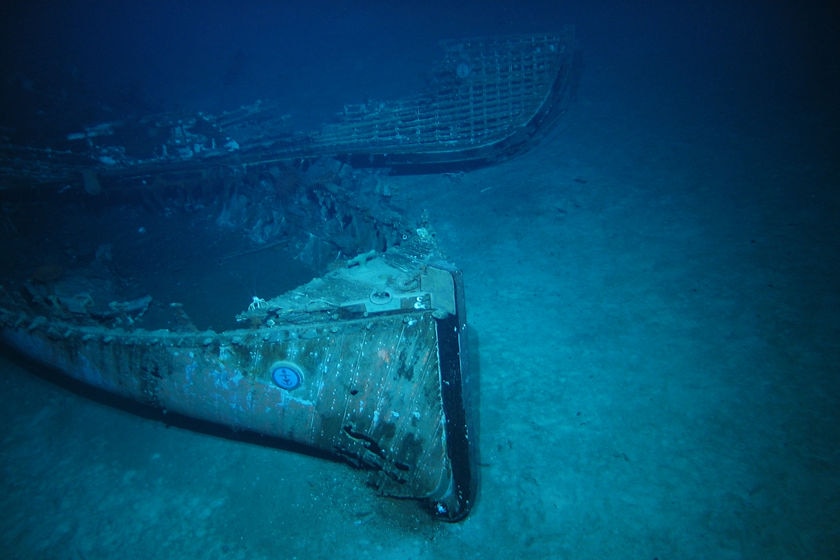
0;29;577;189
312;29;577;164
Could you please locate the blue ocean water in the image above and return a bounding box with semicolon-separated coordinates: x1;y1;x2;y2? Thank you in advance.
1;1;838;558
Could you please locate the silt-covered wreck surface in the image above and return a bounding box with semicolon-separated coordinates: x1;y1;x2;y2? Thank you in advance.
0;160;476;521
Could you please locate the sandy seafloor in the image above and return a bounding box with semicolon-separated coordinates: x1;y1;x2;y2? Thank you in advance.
2;5;839;560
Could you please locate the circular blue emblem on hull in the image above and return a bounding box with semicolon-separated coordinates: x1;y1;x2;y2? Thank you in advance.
271;362;303;391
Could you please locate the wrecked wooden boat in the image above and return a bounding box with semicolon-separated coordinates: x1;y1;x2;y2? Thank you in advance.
0;161;475;520
0;29;577;189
